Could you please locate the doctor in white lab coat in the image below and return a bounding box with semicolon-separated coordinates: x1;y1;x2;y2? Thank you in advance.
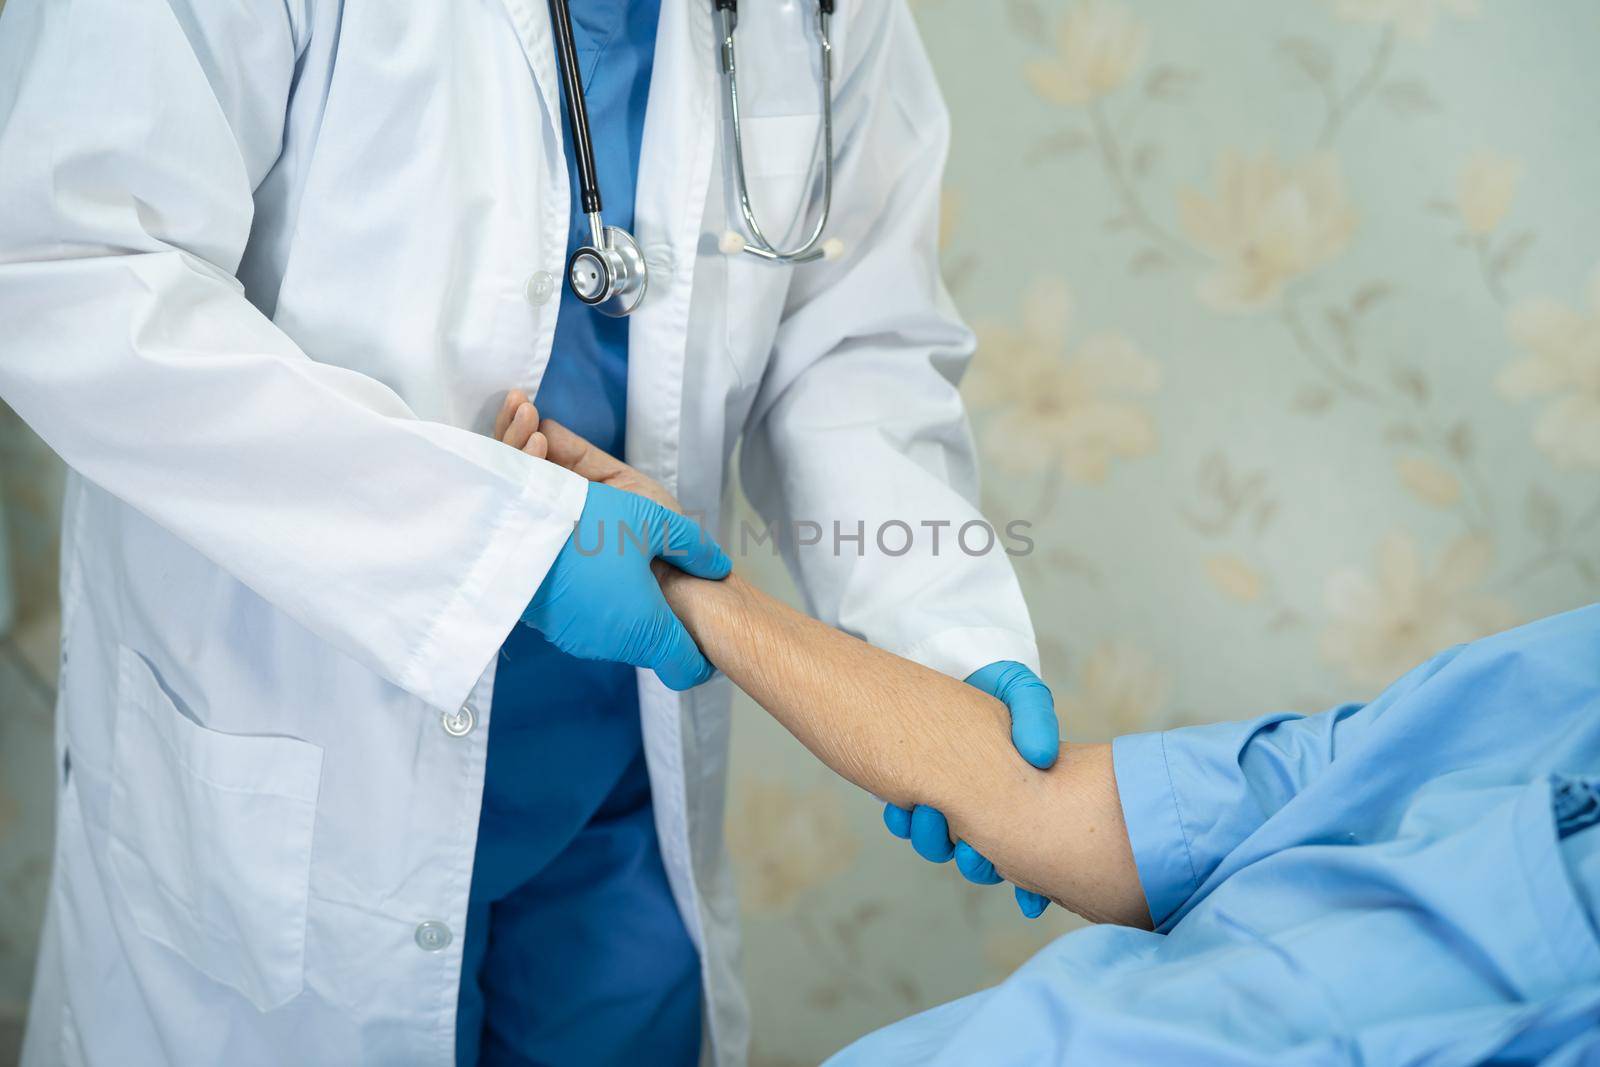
0;0;1043;1063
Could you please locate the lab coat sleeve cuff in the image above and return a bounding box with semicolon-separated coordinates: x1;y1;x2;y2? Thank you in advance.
1112;730;1201;932
895;626;1041;681
397;462;589;712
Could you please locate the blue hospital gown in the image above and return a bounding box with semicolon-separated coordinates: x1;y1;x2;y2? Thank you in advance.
832;604;1600;1066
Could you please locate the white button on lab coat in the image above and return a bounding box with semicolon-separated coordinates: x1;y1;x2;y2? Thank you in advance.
524;271;557;307
442;705;476;737
0;0;1038;1064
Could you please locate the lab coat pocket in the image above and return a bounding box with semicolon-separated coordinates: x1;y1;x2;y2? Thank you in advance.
724;113;822;385
107;646;323;1011
735;113;824;226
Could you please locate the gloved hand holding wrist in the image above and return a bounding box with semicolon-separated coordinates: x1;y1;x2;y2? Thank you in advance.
883;660;1059;917
522;481;732;691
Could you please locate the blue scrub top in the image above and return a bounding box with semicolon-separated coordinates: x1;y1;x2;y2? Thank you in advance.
460;7;700;1062
476;0;659;887
537;0;655;461
833;605;1600;1066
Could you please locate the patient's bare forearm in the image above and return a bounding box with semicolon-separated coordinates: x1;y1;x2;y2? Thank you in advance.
661;570;1150;927
514;414;1148;923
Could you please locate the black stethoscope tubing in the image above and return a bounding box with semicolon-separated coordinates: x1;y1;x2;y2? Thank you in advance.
547;0;602;219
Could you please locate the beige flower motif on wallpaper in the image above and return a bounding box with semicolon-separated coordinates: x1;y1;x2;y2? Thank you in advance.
1178;151;1359;312
725;776;861;916
1393;455;1462;508
1456;152;1521;237
1445;150;1530;304
1023;0;1147;106
967;278;1160;482
1497;266;1600;470
1324;0;1479;40
1321;531;1515;688
1205;554;1268;604
1056;640;1171;736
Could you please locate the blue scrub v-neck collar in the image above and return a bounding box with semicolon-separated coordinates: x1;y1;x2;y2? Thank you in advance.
570;0;626;85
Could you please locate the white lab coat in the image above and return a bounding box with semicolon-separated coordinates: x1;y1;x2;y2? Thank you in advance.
0;0;1038;1062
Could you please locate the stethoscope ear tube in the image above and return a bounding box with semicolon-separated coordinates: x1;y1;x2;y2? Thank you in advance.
717;0;839;265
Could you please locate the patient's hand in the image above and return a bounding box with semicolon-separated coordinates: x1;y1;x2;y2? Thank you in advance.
493;390;551;459
495;390;683;513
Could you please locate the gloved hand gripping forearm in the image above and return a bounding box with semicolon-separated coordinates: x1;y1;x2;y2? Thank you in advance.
499;393;731;691
515;411;1149;926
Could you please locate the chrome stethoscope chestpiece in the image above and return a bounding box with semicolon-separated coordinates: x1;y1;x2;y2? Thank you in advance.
568;222;647;317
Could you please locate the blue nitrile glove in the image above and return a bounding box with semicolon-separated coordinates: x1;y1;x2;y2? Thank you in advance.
522;482;731;691
882;660;1059;918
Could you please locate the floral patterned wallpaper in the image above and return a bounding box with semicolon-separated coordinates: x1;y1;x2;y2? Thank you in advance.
729;0;1600;1061
2;1;1598;1064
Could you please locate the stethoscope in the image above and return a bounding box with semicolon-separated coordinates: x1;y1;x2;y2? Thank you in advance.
547;0;841;317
